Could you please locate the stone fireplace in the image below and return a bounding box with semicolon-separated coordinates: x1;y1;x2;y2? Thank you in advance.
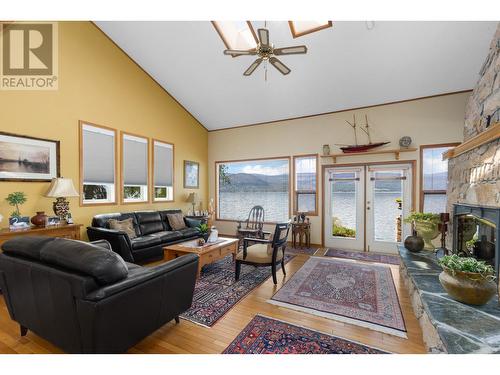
447;23;500;246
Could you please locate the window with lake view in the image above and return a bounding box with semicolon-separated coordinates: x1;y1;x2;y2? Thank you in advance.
293;155;317;214
216;158;290;222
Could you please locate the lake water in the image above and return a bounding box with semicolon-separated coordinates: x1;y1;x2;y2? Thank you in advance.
0;160;49;174
219;191;445;241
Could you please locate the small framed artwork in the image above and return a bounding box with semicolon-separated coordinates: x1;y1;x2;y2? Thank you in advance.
46;216;61;226
184;160;199;189
0;132;60;182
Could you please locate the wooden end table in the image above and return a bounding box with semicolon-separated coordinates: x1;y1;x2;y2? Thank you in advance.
292;222;311;248
163;237;239;278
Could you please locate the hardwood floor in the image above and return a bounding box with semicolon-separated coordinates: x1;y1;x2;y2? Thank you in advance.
0;249;427;354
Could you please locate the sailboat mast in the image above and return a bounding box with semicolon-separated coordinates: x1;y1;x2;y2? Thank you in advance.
365;115;372;144
353;114;358;145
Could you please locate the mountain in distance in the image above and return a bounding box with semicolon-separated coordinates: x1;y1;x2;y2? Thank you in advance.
220;173;289;192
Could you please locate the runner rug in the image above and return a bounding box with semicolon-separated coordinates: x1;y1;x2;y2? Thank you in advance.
286;245;319;256
268;257;407;338
223;315;387;354
181;254;293;327
324;248;400;265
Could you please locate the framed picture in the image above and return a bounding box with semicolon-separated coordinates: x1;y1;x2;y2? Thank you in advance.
184;160;199;189
47;216;61;226
0;132;60;182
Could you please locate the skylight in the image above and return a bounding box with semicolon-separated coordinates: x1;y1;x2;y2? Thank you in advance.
288;21;332;38
211;21;258;56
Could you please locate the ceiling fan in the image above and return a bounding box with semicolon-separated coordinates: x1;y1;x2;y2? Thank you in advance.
223;27;307;76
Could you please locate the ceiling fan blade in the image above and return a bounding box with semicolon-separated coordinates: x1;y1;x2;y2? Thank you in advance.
243;58;263;76
273;45;308;55
223;49;257;56
258;28;269;46
269;57;291;75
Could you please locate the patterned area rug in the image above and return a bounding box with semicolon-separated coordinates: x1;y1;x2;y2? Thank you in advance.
286;246;319;256
223;315;387;354
324;248;400;265
268;257;407;337
181;255;293;327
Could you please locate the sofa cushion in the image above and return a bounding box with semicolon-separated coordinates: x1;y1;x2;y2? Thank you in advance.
167;213;186;230
39;238;128;286
2;236;57;260
108;218;137;239
147;230;183;243
130;235;163;250
135;211;164;235
178;227;200;238
158;209;183;230
184;217;202;228
92;212;141;236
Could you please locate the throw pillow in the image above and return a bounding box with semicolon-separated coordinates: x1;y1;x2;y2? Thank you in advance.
167;213;186;230
108;218;137;239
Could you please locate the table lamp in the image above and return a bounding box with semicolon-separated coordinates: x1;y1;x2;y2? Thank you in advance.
186;192;198;215
45;178;79;221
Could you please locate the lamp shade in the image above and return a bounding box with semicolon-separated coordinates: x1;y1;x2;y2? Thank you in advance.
186;192;198;203
45;178;79;198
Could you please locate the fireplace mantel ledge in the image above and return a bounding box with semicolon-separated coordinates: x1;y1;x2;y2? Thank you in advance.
443;122;500;160
399;246;500;354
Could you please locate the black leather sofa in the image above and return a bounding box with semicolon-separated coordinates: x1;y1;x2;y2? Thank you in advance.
0;236;198;353
87;210;202;264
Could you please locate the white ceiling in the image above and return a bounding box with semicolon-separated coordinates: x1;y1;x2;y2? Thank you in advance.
96;21;497;130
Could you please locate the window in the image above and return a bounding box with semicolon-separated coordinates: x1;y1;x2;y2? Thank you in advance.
288;21;332;38
121;133;149;203
420;143;458;213
216;158;290;222
79;121;117;205
153;140;174;202
211;21;258;56
293;154;318;215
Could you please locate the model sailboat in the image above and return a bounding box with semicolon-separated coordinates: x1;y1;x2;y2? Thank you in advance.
336;114;390;153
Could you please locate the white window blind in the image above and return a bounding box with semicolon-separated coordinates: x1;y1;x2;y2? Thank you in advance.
82;124;115;184
123;134;148;186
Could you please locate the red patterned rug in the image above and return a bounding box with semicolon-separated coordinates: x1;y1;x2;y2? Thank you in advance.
268;257;407;337
223;315;388;354
324;248;400;265
181;254;293;327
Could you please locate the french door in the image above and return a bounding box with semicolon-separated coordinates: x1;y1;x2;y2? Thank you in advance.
324;163;413;254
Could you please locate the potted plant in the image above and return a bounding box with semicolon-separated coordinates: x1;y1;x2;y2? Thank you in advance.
438;255;496;306
404;212;440;250
5;192;30;229
197;223;211;242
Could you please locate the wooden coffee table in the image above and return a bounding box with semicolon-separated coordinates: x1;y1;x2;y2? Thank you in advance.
163;237;239;277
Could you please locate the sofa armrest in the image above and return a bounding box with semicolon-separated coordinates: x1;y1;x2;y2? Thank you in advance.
86;227;134;263
84;254;199;301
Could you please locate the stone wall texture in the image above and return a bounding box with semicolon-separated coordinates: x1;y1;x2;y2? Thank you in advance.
447;23;500;217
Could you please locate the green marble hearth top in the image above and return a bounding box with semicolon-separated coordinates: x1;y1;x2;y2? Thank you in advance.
398;246;500;354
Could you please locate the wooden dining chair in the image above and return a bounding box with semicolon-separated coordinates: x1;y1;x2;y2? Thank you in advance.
235;221;291;284
236;205;268;246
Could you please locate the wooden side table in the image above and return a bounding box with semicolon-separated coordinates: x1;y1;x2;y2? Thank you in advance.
292;222;311;249
0;224;82;249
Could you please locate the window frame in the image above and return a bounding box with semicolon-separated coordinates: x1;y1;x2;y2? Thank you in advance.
120;131;150;205
215;156;291;224
211;21;259;58
152;138;175;203
419;143;459;212
79;120;118;206
292;153;319;216
288;21;333;38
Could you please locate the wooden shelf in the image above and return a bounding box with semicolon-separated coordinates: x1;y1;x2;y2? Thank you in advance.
443;122;500;160
320;147;417;163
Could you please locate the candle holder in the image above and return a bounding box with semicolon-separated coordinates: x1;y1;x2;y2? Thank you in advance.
435;212;450;258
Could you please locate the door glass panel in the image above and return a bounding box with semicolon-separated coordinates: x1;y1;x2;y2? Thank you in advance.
372;170;403;242
331;171;357;238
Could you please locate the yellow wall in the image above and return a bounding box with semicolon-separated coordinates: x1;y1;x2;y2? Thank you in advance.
0;22;208;237
208;92;470;245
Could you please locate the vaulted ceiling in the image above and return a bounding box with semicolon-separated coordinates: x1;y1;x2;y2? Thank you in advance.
95;21;497;130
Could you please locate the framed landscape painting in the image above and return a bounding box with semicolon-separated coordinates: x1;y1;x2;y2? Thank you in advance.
0;132;60;181
184;160;199;189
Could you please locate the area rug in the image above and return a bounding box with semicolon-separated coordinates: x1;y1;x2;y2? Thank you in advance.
268;257;407;338
181;254;294;327
324;248;400;265
286;245;319;256
223;315;388;354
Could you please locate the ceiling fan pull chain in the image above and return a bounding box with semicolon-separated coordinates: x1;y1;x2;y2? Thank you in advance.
265;61;268;81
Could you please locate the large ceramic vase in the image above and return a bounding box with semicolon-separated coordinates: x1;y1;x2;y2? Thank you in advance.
439;268;496;306
415;221;439;250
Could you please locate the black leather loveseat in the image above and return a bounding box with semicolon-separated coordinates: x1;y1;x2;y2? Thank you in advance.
87;210;202;264
0;236;198;353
